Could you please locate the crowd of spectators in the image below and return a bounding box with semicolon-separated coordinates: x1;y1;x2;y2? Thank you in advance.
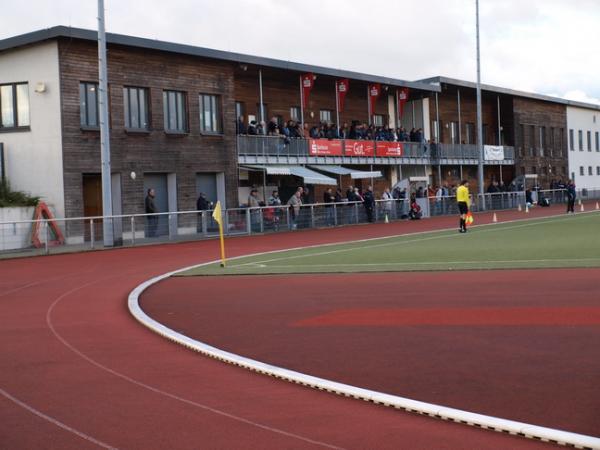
237;115;428;144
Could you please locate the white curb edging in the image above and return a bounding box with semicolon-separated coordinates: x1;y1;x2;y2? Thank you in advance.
128;224;600;450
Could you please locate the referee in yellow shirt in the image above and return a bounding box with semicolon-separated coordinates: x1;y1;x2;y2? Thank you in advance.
456;180;470;233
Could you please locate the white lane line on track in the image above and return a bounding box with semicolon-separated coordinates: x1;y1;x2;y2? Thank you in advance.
232;212;599;268
45;275;345;450
0;387;118;450
248;257;600;268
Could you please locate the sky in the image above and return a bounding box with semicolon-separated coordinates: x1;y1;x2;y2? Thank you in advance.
2;0;599;105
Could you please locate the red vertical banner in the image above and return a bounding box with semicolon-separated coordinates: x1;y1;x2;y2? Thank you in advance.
336;79;349;112
301;73;315;108
397;87;410;120
368;83;381;120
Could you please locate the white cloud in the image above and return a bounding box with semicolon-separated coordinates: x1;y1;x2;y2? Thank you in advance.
1;0;599;104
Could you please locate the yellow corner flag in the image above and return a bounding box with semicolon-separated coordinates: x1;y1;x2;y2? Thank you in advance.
212;201;226;267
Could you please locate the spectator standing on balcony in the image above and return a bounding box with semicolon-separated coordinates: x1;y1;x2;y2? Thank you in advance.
247;120;258;135
363;186;375;222
335;188;343;202
236;116;246;134
258;121;266;135
287;190;302;230
566;180;576;214
267;117;279;136
339;123;349;139
409;128;417;142
145;188;158;238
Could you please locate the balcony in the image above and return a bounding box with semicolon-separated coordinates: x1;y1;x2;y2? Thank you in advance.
237;135;515;166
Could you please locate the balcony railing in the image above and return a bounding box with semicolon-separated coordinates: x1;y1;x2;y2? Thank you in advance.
237;135;514;163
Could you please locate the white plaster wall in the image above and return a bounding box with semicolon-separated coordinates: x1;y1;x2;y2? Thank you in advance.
0;41;64;218
567;106;600;189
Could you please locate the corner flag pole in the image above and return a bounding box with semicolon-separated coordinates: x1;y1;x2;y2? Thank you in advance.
212;201;226;267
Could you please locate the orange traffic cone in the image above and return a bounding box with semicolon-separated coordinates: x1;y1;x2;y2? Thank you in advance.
580;203;585;212
492;213;498;223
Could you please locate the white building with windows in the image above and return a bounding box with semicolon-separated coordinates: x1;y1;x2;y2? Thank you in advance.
567;106;600;189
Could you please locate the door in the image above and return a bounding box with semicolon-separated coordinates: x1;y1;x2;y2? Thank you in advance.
196;173;218;206
82;174;102;241
143;173;169;236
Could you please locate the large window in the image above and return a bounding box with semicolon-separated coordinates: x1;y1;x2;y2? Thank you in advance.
466;123;475;145
320;109;333;123
539;126;546;156
578;130;583;151
597;166;600;176
290;106;301;122
0;83;30;129
596;132;600;152
123;87;149;130
450;122;459;144
588;166;593;176
163;90;187;133
587;131;592;151
80;82;99;128
569;129;574;151
199;94;222;133
580;166;585;176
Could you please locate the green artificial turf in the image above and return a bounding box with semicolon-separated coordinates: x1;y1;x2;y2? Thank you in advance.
178;212;600;276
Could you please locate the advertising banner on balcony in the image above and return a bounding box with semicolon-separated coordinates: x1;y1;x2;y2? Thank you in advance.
397;87;410;119
484;145;505;161
336;79;349;112
368;83;381;117
301;73;315;108
376;141;404;157
309;139;343;156
345;140;375;157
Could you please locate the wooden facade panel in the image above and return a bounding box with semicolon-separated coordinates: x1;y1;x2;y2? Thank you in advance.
58;39;238;217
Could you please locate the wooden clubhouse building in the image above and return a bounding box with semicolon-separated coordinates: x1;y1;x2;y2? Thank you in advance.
1;26;599;234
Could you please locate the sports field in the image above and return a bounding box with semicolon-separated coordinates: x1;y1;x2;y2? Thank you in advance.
180;211;600;276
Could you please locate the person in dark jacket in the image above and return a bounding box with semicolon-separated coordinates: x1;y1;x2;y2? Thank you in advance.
363;186;375;222
145;188;158;237
236;116;246;134
566;180;577;213
196;192;210;232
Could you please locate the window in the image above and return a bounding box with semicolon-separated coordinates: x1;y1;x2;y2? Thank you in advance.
320;109;333;123
559;128;564;157
587;131;592;151
466;123;475;145
597;166;600;176
123;87;149;130
596;132;600;152
199;94;222;133
569;129;574;151
0;83;30;129
372;114;384;127
588;166;593;176
235;101;245;121
571;172;575;180
79;82;100;128
529;125;535;156
580;166;585;176
578;130;583;151
549;127;555;157
290;106;301;122
163;90;187;132
450;122;459;144
540;126;546;153
531;166;537;174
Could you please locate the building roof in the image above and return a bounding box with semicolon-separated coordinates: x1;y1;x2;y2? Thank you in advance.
419;76;600;112
0;26;439;93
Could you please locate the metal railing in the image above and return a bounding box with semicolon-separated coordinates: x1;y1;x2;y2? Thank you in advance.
237;135;515;162
1;188;598;257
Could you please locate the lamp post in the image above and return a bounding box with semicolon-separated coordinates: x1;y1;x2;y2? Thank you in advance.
475;0;485;209
98;0;114;246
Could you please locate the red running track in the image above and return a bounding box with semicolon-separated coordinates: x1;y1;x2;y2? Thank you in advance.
0;205;589;449
142;270;600;437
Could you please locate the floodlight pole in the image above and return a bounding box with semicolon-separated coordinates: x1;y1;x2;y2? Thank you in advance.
475;0;485;210
98;0;114;246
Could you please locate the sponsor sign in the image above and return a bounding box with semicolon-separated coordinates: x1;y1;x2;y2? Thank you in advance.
344;140;375;157
309;139;343;156
376;141;404;157
484;145;505;161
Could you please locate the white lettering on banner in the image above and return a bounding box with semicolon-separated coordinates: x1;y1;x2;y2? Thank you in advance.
484;145;505;161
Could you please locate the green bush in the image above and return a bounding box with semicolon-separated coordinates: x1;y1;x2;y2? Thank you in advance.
0;181;39;207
